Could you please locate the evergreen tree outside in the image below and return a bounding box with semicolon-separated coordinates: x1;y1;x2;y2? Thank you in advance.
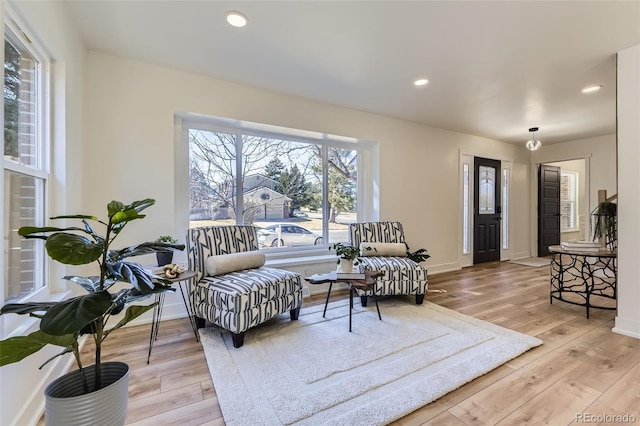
4;39;21;158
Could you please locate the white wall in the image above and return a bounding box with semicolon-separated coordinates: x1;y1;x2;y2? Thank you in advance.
614;44;640;339
1;1;86;425
83;51;531;296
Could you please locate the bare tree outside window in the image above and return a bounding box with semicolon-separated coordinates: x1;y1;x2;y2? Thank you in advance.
188;127;359;248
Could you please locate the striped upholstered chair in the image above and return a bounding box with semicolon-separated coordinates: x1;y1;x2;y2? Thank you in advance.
349;221;428;305
186;225;303;348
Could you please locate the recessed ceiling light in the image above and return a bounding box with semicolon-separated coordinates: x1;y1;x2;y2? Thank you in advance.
226;11;248;28
582;85;602;94
414;79;429;87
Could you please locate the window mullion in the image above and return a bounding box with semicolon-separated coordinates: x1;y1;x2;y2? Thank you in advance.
235;132;244;225
321;145;329;242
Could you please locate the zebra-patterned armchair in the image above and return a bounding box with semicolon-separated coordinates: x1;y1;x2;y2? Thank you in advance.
186;225;303;348
349;221;428;305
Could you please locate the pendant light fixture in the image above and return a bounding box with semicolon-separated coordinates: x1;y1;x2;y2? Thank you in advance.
526;127;542;151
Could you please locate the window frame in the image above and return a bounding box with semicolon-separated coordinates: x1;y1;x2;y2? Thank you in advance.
560;170;579;233
2;8;51;308
180;113;377;257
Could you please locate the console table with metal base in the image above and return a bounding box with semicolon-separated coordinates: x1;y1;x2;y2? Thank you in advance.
306;270;384;332
147;270;199;363
549;245;617;319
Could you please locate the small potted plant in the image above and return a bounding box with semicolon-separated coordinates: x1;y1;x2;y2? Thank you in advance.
329;242;363;273
155;235;178;266
592;201;617;250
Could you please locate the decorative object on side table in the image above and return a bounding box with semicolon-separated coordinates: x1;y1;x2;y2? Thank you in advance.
155;235;178;266
162;263;185;278
0;198;185;426
329;242;369;274
591;200;617;251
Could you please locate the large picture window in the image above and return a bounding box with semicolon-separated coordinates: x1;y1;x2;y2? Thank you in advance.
3;18;49;304
187;123;359;250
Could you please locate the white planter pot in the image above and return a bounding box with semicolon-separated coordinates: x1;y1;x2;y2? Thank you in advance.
45;361;130;426
340;258;354;273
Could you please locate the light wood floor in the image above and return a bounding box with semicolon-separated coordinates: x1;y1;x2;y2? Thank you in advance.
70;262;640;425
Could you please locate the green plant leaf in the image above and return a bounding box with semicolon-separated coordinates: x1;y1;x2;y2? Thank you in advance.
63;276;100;293
0;330;75;366
0;302;58;315
109;242;185;261
19;226;87;237
106;261;156;292
0;334;48;366
107;201;124;217
39;348;72;370
40;291;112;336
111;209;145;225
49;214;98;220
105;304;156;337
125;198;155;213
45;233;104;265
81;219;105;244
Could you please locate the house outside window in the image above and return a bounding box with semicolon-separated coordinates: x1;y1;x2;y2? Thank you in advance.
187;123;360;250
560;171;578;232
2;17;50;304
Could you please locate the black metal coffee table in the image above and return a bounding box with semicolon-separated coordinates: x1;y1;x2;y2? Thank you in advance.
305;270;384;332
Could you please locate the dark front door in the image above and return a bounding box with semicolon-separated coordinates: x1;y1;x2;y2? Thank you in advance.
538;164;561;256
474;157;501;264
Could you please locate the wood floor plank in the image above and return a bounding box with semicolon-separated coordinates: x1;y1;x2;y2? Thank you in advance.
125;382;204;423
126;398;222;426
37;261;637;426
160;363;211;392
564;332;640;392
575;361;640;423
201;379;217;400
447;350;588;425
392;364;516;425
494;379;601;425
423;410;468;426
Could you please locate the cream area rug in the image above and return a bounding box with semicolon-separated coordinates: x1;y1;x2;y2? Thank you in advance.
199;298;542;426
508;257;550;268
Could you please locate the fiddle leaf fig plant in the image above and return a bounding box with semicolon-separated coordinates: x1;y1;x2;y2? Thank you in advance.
0;199;185;394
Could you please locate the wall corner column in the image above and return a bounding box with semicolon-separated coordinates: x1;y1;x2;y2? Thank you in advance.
613;44;640;339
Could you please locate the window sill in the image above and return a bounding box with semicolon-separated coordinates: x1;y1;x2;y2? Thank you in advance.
0;290;72;339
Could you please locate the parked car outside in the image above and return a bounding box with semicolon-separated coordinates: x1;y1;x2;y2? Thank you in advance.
258;224;323;248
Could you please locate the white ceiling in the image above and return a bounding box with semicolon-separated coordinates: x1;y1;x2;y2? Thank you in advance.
64;1;640;146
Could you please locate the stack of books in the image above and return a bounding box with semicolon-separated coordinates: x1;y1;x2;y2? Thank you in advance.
336;265;366;279
560;240;602;252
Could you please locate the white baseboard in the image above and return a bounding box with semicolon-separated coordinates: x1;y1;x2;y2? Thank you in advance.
512;251;532;260
427;262;461;275
126;299;190;328
613;316;640;340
